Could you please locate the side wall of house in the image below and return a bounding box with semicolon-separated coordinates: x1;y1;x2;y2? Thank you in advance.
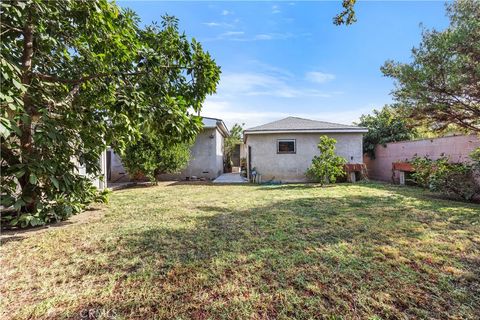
246;132;363;182
364;135;480;182
109;149;130;182
215;128;225;177
77;149;108;190
158;127;224;180
107;127;225;183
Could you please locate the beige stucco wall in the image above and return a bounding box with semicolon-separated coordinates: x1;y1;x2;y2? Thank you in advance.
76;150;108;190
158;127;225;180
109;127;225;182
246;132;364;182
109;148;130;182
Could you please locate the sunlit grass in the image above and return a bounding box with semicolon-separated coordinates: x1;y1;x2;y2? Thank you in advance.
1;182;479;319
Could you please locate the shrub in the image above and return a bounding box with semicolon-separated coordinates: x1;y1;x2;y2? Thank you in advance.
1;178;110;229
410;156;436;188
306;136;346;186
411;153;480;202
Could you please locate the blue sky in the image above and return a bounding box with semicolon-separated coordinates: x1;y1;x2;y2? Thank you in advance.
118;1;450;129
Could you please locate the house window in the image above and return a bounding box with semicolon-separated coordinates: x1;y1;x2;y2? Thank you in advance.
277;139;296;154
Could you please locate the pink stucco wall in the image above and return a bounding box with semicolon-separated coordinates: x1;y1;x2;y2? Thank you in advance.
364;135;480;182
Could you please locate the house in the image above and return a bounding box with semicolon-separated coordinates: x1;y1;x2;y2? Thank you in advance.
107;117;230;183
161;117;229;180
243;117;368;182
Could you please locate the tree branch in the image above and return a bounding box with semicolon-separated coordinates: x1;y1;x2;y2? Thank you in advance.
53;83;81;107
33;65;195;85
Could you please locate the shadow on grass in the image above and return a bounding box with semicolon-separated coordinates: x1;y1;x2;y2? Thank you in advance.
165;181;214;186
74;194;480;319
1;207;105;241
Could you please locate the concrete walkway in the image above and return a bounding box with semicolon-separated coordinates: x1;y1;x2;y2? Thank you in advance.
213;173;248;184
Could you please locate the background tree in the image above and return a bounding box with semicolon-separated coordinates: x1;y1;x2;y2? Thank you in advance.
224;123;243;171
381;0;480;133
1;1;220;227
357;105;418;158
306;136;346;186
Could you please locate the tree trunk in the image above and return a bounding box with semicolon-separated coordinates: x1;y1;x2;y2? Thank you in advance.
18;11;36;213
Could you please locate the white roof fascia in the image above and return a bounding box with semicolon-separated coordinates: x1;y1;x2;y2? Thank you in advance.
244;129;368;135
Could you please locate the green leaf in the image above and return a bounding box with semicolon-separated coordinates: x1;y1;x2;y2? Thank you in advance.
50;176;60;190
15;169;25;178
13;198;26;210
12;78;24;90
29;174;38;185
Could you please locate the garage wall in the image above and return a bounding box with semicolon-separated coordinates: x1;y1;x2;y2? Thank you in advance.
246;132;364;182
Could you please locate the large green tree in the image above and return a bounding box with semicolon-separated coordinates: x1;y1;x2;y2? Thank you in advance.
1;1;220;227
121;133;192;183
357;105;418;158
381;0;480;133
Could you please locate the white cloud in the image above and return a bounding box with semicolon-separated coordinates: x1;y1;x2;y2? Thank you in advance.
254;34;273;40
221;9;232;16
305;71;336;84
203;21;236;28
253;33;293;41
205;31;295;42
245;60;294;78
203;22;221;27
218;72;334;98
214;31;245;40
272;5;281;14
198;66;361;129
201;97;373;130
221;31;245;36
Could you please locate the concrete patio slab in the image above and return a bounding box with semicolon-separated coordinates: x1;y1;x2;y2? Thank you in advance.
213;173;248;184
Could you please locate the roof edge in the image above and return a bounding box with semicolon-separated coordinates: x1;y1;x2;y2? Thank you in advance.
244;128;368;134
216;120;230;137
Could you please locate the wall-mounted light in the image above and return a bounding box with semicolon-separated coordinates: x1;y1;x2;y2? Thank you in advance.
209;134;214;139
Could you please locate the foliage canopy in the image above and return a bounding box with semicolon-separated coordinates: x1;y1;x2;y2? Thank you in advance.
121;134;192;183
357;105;418;159
0;0;220;227
381;0;480;133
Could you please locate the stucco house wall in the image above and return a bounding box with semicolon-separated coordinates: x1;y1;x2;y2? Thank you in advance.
246;132;364;182
365;135;480;182
215;128;224;176
164;127;224;180
107;117;228;183
77;150;108;190
108;149;130;182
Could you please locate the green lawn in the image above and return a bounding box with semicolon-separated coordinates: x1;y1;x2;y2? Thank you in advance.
1;182;479;319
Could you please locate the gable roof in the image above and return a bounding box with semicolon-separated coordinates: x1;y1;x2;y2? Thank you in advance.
202;117;230;137
244;117;367;135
